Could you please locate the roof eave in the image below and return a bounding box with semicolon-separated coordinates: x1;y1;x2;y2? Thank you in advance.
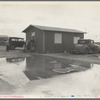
43;30;85;33
22;24;85;34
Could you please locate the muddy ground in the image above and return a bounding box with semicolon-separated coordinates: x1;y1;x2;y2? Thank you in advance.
0;49;100;65
0;49;100;98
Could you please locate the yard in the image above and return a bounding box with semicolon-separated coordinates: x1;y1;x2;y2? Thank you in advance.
0;49;100;98
0;49;100;64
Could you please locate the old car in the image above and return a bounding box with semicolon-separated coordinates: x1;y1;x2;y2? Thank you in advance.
9;37;25;50
72;39;100;54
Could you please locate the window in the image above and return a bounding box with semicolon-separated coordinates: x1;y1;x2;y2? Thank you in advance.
31;32;35;40
18;39;23;41
54;33;62;44
11;39;16;41
74;37;80;44
78;40;89;44
18;39;22;41
90;40;94;44
31;32;35;37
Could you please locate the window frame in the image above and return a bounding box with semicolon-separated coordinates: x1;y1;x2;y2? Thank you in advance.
54;33;62;44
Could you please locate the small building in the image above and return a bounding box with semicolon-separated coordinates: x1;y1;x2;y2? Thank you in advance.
22;25;85;53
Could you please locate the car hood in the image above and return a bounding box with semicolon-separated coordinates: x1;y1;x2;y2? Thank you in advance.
75;44;84;47
74;44;85;49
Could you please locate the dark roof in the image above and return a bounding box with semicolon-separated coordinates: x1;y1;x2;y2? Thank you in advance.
23;25;85;33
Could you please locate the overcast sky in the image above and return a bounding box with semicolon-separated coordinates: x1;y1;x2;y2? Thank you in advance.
0;1;100;42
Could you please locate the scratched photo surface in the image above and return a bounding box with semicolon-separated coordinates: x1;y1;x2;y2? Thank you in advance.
0;1;100;98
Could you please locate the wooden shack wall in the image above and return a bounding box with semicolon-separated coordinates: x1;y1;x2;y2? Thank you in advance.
25;26;84;53
44;31;84;53
25;27;44;53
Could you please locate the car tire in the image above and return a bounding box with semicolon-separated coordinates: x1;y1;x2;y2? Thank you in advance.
10;45;15;50
95;47;100;53
83;48;89;54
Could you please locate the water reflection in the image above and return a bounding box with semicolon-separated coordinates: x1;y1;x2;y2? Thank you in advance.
24;55;93;80
6;57;25;63
0;57;27;88
24;56;55;80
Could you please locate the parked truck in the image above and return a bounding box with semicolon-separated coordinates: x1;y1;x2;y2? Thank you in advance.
72;39;100;54
8;37;25;50
0;35;25;50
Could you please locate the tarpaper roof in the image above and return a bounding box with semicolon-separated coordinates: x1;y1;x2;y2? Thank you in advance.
23;25;85;33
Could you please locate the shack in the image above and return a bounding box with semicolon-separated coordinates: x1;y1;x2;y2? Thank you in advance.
22;25;85;53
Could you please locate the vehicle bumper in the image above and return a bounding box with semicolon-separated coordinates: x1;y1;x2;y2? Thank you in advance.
71;50;84;54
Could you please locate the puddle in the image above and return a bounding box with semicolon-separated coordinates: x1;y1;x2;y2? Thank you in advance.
90;54;100;59
24;55;94;80
98;56;100;59
6;57;25;63
0;55;93;82
0;55;100;97
0;57;28;87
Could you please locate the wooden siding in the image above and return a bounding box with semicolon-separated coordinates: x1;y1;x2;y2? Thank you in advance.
62;32;73;52
25;26;84;53
44;31;63;53
44;31;84;53
26;27;44;53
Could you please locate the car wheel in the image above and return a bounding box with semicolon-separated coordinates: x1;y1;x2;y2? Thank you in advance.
95;48;100;53
10;45;15;50
83;48;89;54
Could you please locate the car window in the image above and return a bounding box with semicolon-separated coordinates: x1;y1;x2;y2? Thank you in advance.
11;39;16;41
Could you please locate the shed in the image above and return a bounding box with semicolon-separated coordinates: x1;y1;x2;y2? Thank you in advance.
22;25;85;53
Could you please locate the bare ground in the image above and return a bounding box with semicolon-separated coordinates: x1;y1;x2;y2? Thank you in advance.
0;49;100;65
0;49;31;58
0;49;100;97
42;53;100;65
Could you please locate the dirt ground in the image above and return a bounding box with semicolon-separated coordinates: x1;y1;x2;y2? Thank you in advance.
0;49;100;65
0;49;100;98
